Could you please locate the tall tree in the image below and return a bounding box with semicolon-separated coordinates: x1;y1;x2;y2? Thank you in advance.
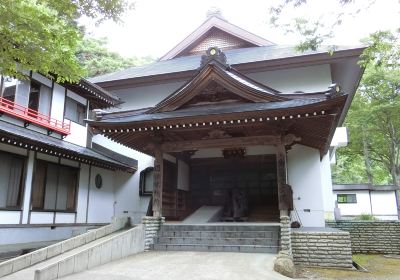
0;0;132;82
76;37;154;78
333;31;400;187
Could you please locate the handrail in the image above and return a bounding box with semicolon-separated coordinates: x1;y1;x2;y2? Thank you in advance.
0;97;71;135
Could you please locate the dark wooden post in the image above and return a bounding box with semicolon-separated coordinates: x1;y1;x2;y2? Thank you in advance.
152;147;164;217
276;143;288;216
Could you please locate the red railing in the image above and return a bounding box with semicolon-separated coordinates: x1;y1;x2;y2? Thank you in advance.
0;97;71;135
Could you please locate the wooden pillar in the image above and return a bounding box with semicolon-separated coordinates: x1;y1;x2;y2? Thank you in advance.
152;148;164;217
276;143;288;216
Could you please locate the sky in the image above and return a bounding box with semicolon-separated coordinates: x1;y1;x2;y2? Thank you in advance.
82;0;400;59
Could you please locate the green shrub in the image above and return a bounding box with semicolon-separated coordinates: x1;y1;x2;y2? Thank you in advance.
354;214;377;221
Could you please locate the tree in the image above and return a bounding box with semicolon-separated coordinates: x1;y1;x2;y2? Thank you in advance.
333;31;400;187
269;0;393;51
0;0;132;82
76;37;154;78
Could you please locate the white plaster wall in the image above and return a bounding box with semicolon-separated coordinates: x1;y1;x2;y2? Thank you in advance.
370;191;398;218
30;212;54;224
287;144;325;227
76;164;90;223
109;81;186;111
0;211;21;224
63;121;87;147
55;212;75;223
92;135;154;223
247;64;332;93
87;166;115;223
320;153;335;220
331;127;348;147
334;190;371;216
51;83;65;121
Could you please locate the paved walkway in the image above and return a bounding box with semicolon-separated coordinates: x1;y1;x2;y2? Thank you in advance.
2;229;130;280
61;251;289;280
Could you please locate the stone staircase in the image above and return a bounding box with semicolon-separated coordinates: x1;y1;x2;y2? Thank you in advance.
152;224;280;253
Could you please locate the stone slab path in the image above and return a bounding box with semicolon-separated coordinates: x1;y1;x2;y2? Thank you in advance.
60;251;289;280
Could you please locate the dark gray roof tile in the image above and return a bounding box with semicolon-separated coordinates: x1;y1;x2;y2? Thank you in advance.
89;45;364;83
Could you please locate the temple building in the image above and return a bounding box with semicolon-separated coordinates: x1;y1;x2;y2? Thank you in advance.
0;13;364;262
89;14;364;227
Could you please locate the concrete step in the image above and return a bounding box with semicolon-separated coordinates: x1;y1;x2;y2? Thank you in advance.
160;230;279;239
152;243;279;253
156;237;278;246
160;224;280;232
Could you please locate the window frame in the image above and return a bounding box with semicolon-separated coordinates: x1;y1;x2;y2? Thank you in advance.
337;194;357;204
31;159;79;212
139;167;154;196
0;150;27;210
64;96;87;126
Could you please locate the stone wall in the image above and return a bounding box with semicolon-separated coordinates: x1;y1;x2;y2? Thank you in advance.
280;216;292;254
327;221;400;255
291;229;353;268
142;216;164;251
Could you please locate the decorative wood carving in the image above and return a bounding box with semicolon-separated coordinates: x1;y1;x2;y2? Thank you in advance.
282;133;301;146
152;148;163;217
223;147;246;159
203;129;231;139
200;47;228;68
162;135;280;152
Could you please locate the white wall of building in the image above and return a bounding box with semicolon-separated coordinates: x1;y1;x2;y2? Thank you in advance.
247;64;332;93
50;83;65;121
86;166;115;223
0;211;21;225
371;191;398;219
63;121;87;147
92;135;154;223
334;190;398;220
110;81;186;111
287;144;325;227
320;153;335;220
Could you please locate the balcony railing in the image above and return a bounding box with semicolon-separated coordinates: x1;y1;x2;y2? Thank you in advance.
0;97;71;135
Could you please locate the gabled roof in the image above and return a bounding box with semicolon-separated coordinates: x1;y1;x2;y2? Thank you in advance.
148;48;287;114
160;15;274;61
89;45;365;86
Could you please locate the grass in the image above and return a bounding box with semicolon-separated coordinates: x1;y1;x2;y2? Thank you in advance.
299;254;400;279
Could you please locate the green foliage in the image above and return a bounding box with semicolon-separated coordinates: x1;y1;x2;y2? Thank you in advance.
354;214;377;221
76;37;154;77
0;0;132;82
334;30;400;186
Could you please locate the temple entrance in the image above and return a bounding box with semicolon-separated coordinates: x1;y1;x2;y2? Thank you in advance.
188;155;279;222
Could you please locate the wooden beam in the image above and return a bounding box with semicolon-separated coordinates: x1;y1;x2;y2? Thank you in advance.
276;143;288;216
152;147;163;217
161;135;281;152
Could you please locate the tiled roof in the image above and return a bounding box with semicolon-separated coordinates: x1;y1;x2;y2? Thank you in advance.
90;45;364;83
0;120;137;172
93;98;327;124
